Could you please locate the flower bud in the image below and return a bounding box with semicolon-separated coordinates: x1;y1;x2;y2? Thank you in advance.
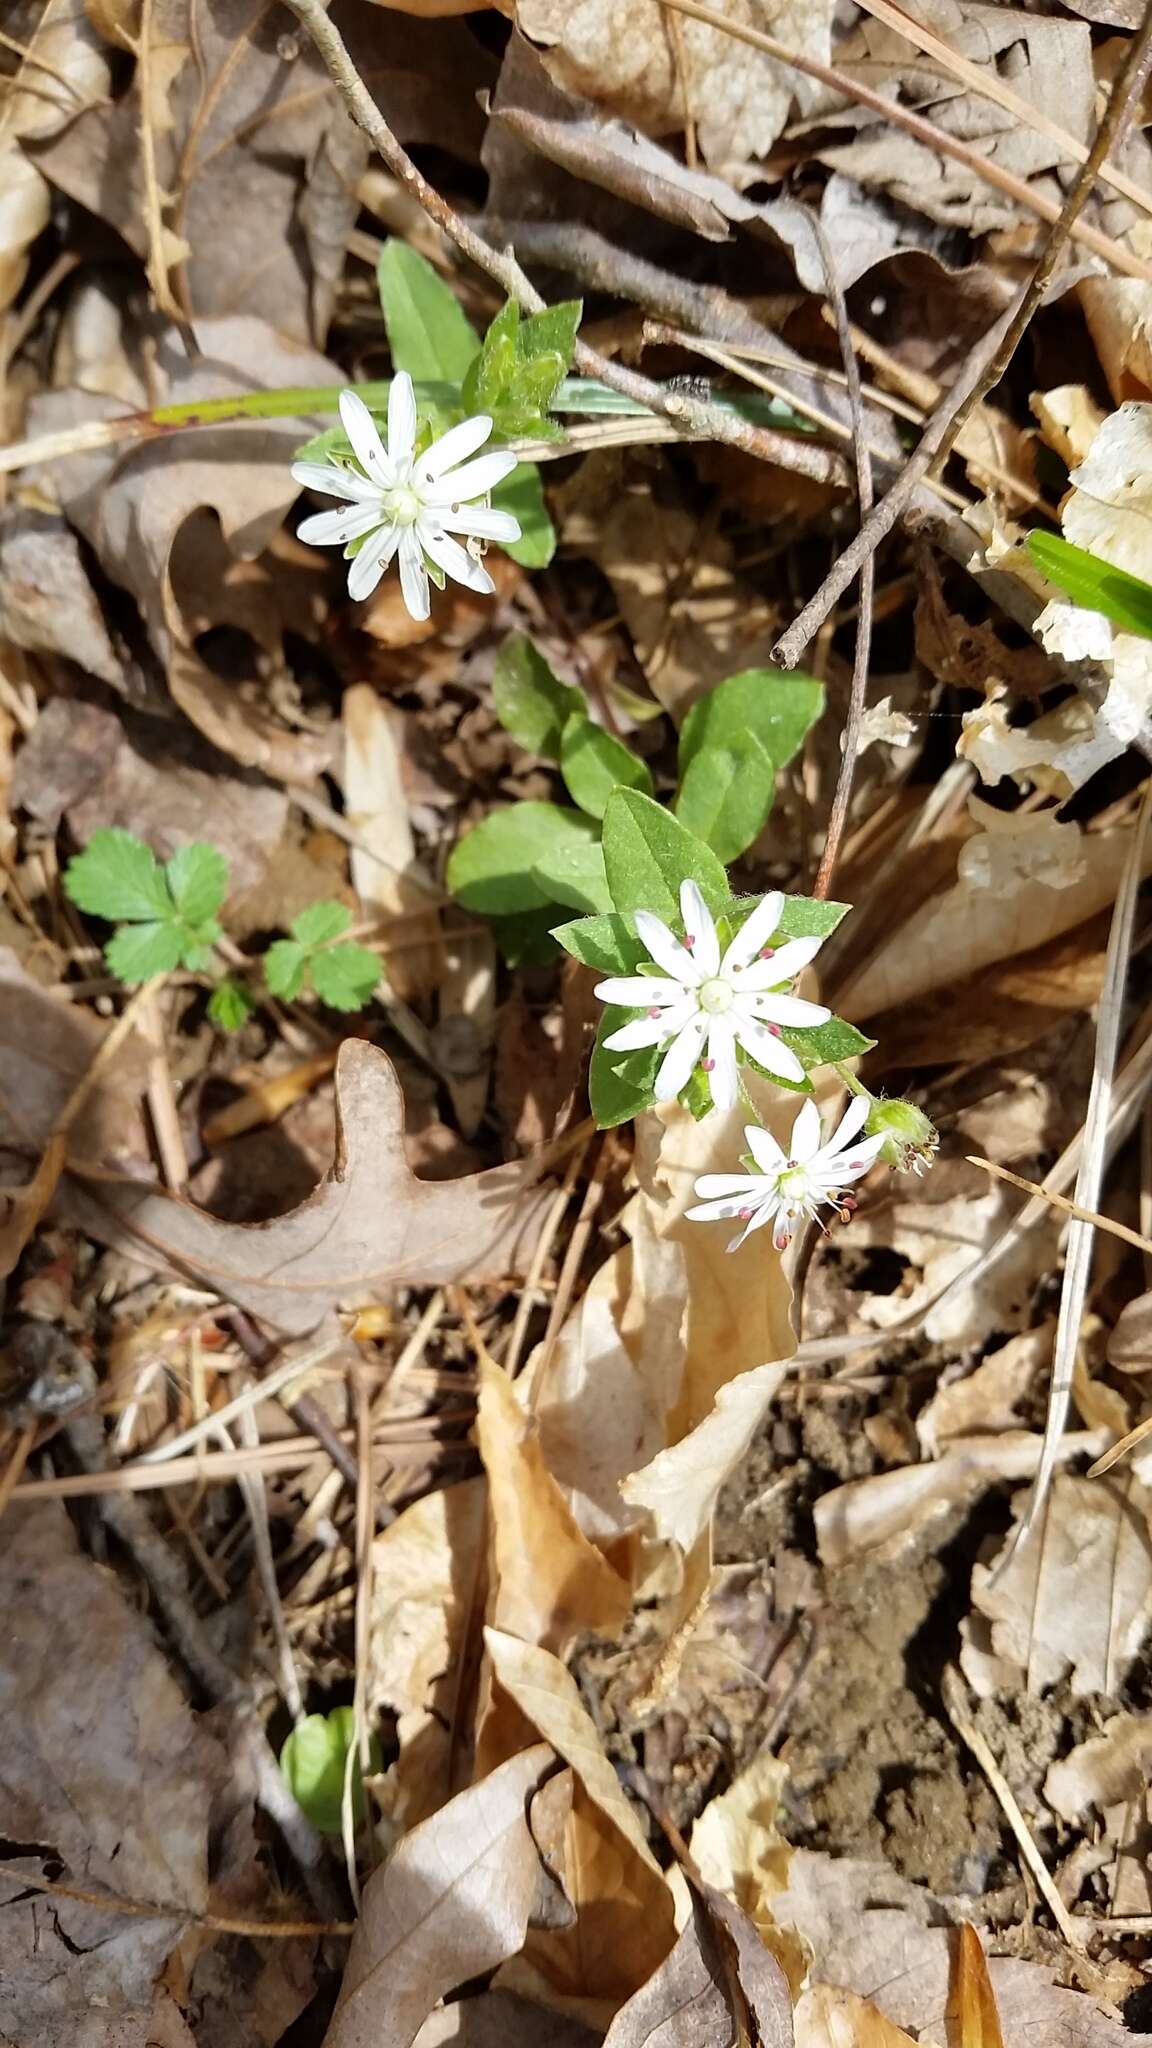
863;1096;938;1174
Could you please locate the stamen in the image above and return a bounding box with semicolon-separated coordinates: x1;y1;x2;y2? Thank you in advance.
767;1023;781;1037
773;1228;790;1250
648;1007;662;1019
684;934;696;949
701;1058;716;1072
738;1206;754;1220
759;945;776;959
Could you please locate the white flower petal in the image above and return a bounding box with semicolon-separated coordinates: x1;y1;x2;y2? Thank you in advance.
398;526;430;620
752;992;832;1029
340;389;394;489
420;522;494;595
692;1173;765;1199
653;1015;707;1100
728;1202;780;1252
387;372;416;468
634;909;701;987
704;1016;739;1110
810;1093;871;1162
721;891;784;973
594;975;680;1006
745;1124;786;1174
419;412;493;481
685;1195;755;1223
291;459;380;504
790;1098;823;1161
679;880;720;977
437;504;522;543
811;1134;886;1185
732;1021;805;1083
346;524;400;601
603;1015;674;1052
733;935;825;991
297;504;385;548
421;450;518;505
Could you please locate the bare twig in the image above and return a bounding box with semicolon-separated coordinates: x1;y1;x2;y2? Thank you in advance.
811;220;875;901
968;1155;1152;1258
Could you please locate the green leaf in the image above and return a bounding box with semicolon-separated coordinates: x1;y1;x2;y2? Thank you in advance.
376;242;479;383
531;839;612;914
462;300;519;417
780;1015;875;1069
104;920;186;983
551;912;646;976
208;979;255;1031
601;788;728;922
679;669;823;777
560;715;652;819
489;908;560;968
494;464;554;569
264;938;308;1000
589;1018;661;1129
674;733;776;863
291;899;352;947
492;634;582;757
724;893;852;942
65;828;173;922
447;802;599;915
311;942;380;1010
1027;529;1152;642
165;842;229;926
518;300;582;377
280;1708;382;1837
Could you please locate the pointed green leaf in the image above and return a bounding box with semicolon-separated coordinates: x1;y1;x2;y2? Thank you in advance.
560;715;652;819
462;299;518;416
377;242;479;383
208;979;256;1031
492;634;582;757
531;838;612;913
551;912;646;976
494;464;555;569
165;842;229;926
1027;529;1152;641
589;1017;660;1129
517;300;582;375
65;829;173;922
679;669;823;777
447;802;599;915
280;1708;382;1837
780;1015;875;1068
724;893;852;941
601;788;728;921
674;733;776;863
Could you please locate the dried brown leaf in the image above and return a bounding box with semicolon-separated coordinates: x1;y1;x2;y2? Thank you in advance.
477;1351;634;1652
514;0;834;164
0;0;111;314
691;1751;800;1991
961;1473;1152;1697
1045;1711;1152;1823
412;1991;600;2048
481;1630;677;2001
601;1897;737;2048
0;507;123;687
795;1983;919;2048
773;1850;1152;2048
0;1500;226;2044
323;1745;558;2048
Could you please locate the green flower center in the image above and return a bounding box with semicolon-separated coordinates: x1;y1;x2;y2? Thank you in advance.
778;1166;809;1197
385;484;422;527
698;976;734;1015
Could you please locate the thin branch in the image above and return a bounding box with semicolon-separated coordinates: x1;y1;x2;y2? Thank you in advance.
811;220;875;902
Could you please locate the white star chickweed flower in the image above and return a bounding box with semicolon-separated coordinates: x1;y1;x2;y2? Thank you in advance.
687;1096;885;1253
594;881;830;1111
291;375;521;621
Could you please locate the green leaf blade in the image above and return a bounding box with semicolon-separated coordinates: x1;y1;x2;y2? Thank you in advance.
589;1018;660;1129
494;465;555;569
310;943;381;1010
531;839;613;913
165;842;228;926
291;900;352;948
447;802;599;915
1026;529;1152;642
601;788;728;921
377;242;479;384
679;669;823;778
560;715;653;818
492;635;583;757
65;829;173;923
674;733;776;863
264;938;308;1000
104;920;186;984
551;913;647;975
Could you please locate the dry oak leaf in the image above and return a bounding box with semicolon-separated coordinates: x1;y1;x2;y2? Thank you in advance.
323;1744;559;2048
0;1500;225;2046
601;1895;744;2048
512;0;834;166
0;0;111;314
66;1039;555;1336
